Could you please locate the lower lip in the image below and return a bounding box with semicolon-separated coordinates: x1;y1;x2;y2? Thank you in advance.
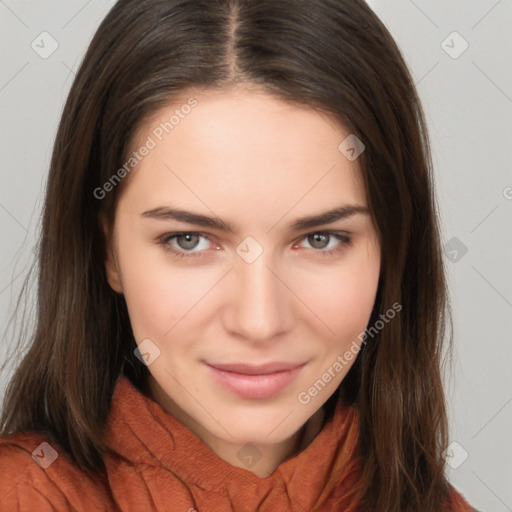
205;363;305;400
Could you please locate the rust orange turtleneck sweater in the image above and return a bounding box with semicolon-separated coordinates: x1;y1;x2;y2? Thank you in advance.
0;377;475;511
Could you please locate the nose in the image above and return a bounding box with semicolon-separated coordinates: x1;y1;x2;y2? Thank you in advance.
223;248;294;343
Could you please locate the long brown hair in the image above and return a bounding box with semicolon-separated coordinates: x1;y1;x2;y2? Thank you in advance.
1;0;454;510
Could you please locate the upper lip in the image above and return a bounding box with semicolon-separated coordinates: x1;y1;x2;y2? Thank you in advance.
206;361;306;375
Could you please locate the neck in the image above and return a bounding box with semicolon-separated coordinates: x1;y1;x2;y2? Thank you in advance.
146;373;326;478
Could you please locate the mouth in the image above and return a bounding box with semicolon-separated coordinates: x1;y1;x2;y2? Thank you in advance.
204;361;306;400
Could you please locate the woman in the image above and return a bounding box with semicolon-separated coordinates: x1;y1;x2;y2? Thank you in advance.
0;0;478;510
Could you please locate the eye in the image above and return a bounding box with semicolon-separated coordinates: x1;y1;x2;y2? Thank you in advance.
158;232;214;258
158;230;352;259
295;231;352;258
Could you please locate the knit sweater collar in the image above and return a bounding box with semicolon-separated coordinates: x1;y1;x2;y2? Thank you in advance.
105;376;363;511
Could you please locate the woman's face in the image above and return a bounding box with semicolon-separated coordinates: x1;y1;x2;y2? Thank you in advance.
103;86;380;458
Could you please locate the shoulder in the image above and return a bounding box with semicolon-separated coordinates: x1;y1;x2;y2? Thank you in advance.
0;432;115;512
446;483;480;512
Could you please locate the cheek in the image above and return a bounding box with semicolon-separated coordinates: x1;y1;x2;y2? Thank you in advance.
297;242;380;343
116;236;204;339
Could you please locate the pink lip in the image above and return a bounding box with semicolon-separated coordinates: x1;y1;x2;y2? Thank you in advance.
205;361;306;400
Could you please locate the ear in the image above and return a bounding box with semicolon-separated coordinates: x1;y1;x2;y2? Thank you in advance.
100;213;124;294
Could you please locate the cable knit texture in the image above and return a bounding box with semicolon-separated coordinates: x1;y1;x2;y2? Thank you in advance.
0;377;475;511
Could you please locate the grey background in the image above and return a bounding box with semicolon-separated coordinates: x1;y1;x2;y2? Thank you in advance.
0;1;511;510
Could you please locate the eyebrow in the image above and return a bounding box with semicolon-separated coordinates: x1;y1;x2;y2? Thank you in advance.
141;204;369;232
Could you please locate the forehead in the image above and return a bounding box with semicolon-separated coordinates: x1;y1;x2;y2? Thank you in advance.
133;85;353;161
121;87;367;218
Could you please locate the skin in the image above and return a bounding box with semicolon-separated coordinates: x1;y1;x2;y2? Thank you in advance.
103;86;381;478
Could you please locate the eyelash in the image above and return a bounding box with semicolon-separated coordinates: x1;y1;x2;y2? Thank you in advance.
158;231;353;259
